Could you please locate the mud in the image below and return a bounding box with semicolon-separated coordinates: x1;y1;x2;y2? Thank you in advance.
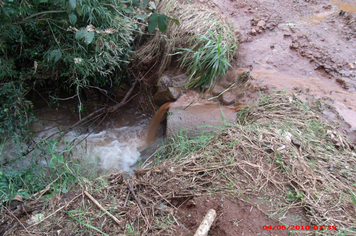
174;194;289;236
205;0;356;135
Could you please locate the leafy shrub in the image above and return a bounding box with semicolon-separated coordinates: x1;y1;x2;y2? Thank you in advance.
0;0;138;140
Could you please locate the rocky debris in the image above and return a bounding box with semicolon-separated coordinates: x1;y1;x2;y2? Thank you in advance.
211;85;225;96
249;17;277;35
286;31;356;79
156;74;187;92
257;20;266;29
249;28;257;35
153;74;187;105
153;87;182;106
335;77;356;91
221;91;236;105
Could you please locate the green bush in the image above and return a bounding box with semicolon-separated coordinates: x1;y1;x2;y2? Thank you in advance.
0;0;138;140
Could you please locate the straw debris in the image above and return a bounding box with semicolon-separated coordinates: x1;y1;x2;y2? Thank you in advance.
2;92;356;235
134;0;238;77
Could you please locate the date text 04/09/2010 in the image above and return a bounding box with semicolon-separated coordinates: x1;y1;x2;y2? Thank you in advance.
262;225;337;231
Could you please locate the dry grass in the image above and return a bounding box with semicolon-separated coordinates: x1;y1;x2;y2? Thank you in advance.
2;91;356;235
133;0;238;77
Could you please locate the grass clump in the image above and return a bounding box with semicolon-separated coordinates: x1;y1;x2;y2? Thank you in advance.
134;0;238;79
178;29;234;90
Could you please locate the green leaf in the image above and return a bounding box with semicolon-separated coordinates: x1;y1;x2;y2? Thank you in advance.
75;29;85;40
142;0;148;7
33;0;40;6
69;0;76;10
148;1;156;10
148;13;158;33
75;29;95;45
75;4;83;16
123;7;133;13
68;12;77;25
350;191;356;206
157;14;167;32
84;31;94;45
49;49;62;63
166;15;180;26
68;212;110;236
219;106;226;123
230;140;238;146
134;14;149;20
132;0;139;7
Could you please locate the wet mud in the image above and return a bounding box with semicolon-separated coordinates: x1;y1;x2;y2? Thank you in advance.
204;0;356;138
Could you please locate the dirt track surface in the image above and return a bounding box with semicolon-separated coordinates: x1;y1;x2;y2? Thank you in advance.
205;0;356;134
174;194;300;236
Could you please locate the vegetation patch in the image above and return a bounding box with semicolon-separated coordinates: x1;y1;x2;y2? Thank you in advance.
134;0;238;83
2;91;355;235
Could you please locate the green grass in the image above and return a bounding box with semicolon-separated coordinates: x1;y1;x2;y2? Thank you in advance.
178;29;236;90
0;137;99;204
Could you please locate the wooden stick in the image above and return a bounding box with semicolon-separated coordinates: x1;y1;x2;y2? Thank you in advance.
193;209;217;236
207;82;236;101
127;182;146;215
124;190;130;207
4;206;34;236
83;190;121;226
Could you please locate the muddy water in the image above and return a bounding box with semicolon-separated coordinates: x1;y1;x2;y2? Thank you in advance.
22;102;160;175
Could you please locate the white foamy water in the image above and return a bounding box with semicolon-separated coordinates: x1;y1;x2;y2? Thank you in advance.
1;103;158;175
65;125;147;174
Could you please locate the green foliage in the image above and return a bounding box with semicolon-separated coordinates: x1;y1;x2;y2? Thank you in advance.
0;138;98;203
139;0;179;33
0;80;35;144
0;0;136;83
148;13;168;33
178;29;236;90
0;0;138;141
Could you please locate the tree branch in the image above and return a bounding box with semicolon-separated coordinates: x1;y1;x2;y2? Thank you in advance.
23;10;66;21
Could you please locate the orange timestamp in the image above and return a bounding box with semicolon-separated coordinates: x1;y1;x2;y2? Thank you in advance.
262;225;337;231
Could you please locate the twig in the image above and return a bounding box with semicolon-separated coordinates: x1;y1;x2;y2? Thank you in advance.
207;82;236;101
183;99;198;110
23;10;66;21
127;182;151;229
151;187;178;210
50;94;77;101
83;190;121;226
124;190;130;207
27;193;82;228
186;162;241;173
4;206;34;236
29;176;60;200
110;79;139;112
127;182;146;215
